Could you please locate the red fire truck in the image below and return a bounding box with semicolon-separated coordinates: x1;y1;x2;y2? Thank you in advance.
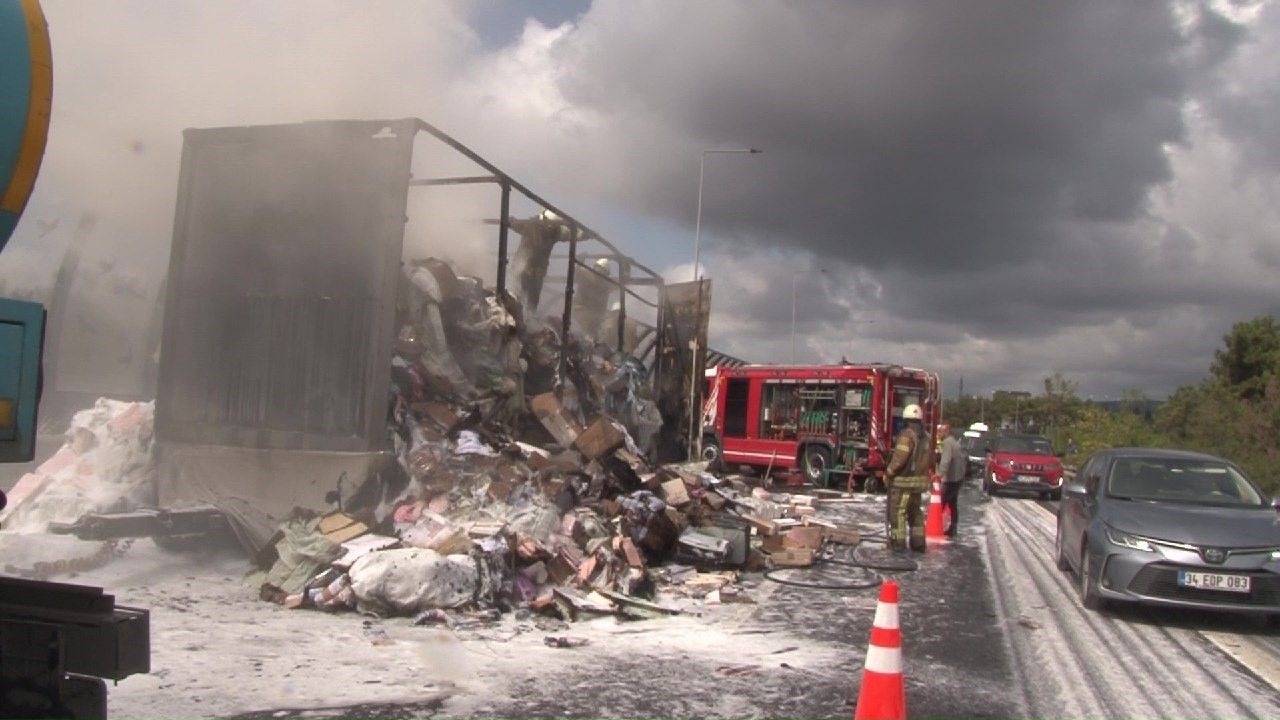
701;363;941;490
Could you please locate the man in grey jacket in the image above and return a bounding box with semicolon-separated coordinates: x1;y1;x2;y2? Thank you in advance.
936;423;966;538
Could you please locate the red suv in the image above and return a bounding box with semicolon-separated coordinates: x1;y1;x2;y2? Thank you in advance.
983;434;1064;500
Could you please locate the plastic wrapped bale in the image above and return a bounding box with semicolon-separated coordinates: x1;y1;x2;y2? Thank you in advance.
1;399;157;532
506;495;563;543
348;547;480;615
473;535;513;608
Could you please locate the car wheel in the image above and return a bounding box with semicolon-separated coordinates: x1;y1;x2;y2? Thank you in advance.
802;446;831;485
1049;488;1062;501
1079;541;1104;610
1054;523;1071;571
863;475;882;494
700;437;722;471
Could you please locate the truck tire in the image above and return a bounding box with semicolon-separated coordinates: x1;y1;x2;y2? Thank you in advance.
802;446;831;485
700;436;722;471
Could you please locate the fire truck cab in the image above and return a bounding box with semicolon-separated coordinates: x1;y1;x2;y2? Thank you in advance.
702;363;940;490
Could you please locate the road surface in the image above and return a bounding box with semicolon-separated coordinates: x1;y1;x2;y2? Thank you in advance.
984;493;1280;719
6;484;1280;718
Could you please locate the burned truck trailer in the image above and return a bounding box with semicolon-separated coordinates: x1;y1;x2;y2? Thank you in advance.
153;119;729;550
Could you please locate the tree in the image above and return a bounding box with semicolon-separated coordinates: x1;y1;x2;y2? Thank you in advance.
1211;316;1280;399
1154;316;1280;494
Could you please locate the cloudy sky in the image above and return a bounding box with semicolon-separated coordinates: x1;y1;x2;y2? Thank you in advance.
8;0;1280;400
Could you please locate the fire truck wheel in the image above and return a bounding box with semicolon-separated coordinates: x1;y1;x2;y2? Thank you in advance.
802;446;831;485
700;437;722;470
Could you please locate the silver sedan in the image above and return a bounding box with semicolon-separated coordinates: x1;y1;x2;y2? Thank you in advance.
1056;448;1280;618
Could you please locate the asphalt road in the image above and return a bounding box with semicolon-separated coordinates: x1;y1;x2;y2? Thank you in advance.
985;492;1280;719
16;482;1280;719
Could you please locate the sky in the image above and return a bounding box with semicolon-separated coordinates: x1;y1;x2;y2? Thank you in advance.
5;0;1280;400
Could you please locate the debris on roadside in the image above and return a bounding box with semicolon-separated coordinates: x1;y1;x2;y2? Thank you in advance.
14;253;874;631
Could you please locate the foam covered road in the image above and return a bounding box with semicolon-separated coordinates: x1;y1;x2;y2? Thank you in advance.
986;494;1280;719
48;483;1280;718
214;487;1025;719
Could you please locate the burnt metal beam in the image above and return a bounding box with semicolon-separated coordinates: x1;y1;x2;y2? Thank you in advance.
617;259;629;353
559;221;578;384
412;119;666;282
408;175;499;186
496;182;511;295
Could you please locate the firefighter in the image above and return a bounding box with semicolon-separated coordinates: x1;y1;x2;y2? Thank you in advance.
884;403;931;552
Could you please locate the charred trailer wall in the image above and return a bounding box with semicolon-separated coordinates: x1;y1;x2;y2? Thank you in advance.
155;120;417;521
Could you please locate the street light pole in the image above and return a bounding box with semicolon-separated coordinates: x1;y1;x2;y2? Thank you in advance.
693;148;761;281
790;268;827;363
689;148;761;460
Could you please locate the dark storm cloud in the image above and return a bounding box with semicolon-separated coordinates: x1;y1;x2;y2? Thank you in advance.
557;1;1227;276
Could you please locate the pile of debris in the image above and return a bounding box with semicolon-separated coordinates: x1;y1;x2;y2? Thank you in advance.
253;462;861;622
249;257;861;621
0;255;864;623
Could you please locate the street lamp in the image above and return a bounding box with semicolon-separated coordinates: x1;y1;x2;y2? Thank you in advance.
791;269;827;363
693;148;762;279
689;148;761;460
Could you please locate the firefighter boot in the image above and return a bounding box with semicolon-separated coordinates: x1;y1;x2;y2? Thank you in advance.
908;491;927;551
888;486;913;552
909;528;926;552
885;487;906;552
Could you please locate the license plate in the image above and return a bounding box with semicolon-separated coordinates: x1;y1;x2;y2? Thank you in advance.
1177;571;1251;593
1015;475;1040;483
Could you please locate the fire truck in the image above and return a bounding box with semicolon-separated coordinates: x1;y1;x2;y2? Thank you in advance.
701;363;941;491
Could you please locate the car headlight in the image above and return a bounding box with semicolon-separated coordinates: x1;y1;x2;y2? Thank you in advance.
1271;550;1280;561
997;459;1013;468
1107;527;1155;552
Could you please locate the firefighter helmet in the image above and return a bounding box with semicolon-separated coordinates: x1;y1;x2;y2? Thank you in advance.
902;403;923;420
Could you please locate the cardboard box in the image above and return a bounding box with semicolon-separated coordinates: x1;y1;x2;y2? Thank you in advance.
768;548;815;567
319;513;369;544
574;417;626;460
620;537;645;568
530;392;584;447
781;526;824;551
703;490;728;511
743;514;778;536
660;478;691;507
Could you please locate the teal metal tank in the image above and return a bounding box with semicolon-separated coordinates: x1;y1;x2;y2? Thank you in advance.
0;0;52;252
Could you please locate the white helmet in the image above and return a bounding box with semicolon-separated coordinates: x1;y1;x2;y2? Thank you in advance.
902;403;923;420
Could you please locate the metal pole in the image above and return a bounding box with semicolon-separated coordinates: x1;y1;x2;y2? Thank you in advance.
790;274;798;364
694;153;706;281
688;279;703;460
496;182;510;296
559;221;578;386
617;259;628;353
687;148;760;460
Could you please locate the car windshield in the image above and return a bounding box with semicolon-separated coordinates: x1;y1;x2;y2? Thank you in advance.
1105;458;1266;506
994;436;1053;455
961;436;989;453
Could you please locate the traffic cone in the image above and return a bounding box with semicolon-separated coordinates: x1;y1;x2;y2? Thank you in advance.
854;580;905;720
925;474;945;540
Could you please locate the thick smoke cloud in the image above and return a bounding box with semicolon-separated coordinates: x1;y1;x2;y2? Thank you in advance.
5;0;1278;401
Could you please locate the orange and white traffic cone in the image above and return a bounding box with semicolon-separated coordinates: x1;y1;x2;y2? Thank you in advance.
925;474;945;540
854;580;905;720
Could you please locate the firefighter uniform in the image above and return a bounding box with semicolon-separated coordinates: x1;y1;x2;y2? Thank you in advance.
884;415;931;552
